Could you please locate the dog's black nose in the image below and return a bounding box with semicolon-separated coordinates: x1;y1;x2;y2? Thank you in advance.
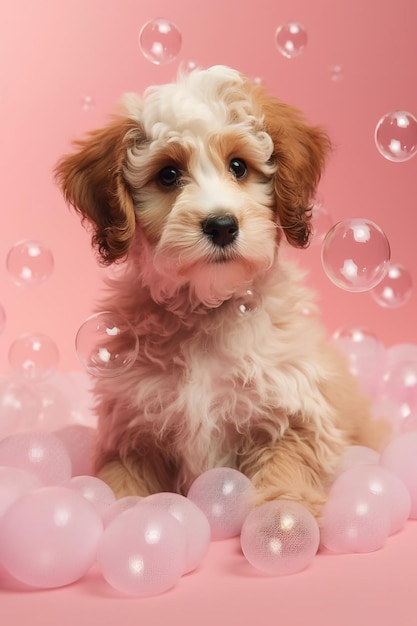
201;215;239;247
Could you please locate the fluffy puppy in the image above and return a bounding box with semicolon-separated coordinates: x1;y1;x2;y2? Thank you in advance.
56;65;387;519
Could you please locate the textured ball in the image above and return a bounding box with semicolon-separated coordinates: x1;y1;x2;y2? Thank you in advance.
64;476;116;520
144;492;211;573
187;468;255;540
329;464;411;535
0;430;72;484
0;486;103;588
105;496;143;527
320;491;390;553
97;504;187;596
335;445;380;476
240;500;320;575
55;425;96;476
380;432;417;517
0;466;42;518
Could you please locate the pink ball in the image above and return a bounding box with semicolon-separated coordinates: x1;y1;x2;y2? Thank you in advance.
0;486;103;588
0;430;72;484
240;500;320;575
105;496;143;527
64;476;116;520
380;432;417;518
330;464;410;534
144;492;211;573
97;504;187;596
54;424;96;476
0;376;41;438
380;360;417;432
335;445;380;476
0;466;42;518
187;468;255;540
320;491;390;553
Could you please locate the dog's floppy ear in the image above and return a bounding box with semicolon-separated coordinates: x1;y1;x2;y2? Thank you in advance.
258;93;331;248
55;116;141;264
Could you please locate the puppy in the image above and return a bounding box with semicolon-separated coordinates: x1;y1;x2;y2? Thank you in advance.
56;65;387;519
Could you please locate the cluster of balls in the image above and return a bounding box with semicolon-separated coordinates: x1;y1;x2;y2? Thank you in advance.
0;427;417;597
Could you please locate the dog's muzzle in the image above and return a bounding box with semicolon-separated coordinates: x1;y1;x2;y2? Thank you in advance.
201;214;239;248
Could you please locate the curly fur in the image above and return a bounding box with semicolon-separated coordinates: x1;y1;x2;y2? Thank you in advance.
55;66;388;520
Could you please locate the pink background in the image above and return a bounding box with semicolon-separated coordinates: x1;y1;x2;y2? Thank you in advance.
1;0;417;623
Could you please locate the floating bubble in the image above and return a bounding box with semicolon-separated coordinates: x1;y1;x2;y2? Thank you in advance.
241;500;320;576
275;22;307;59
375;111;417;162
310;203;333;245
75;311;139;378
6;240;54;288
329;64;344;82
321;218;390;292
97;504;187;596
138;18;182;65
0;486;102;588
0;430;72;485
0;376;41;438
371;263;413;308
8;332;59;381
81;95;95;112
235;289;259;316
187;467;255;540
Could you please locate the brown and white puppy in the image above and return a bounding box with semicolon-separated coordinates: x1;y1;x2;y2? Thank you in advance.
56;65;387;519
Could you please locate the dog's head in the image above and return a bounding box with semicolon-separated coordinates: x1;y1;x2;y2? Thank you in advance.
56;66;330;306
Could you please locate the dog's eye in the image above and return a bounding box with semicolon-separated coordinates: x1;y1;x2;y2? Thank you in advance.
158;166;181;187
229;158;248;180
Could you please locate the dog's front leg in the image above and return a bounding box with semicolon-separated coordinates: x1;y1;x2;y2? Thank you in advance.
238;426;343;520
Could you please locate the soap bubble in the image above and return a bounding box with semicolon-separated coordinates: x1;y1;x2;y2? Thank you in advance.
6;240;54;288
187;467;255;540
0;486;102;588
138;18;182;65
0;430;72;485
240;500;320;575
8;332;59;381
97;504;187;596
275;22;307;58
329;64;344;82
321;218;390;292
371;263;413;308
81;95;95;112
375;111;417;162
75;311;139;378
235;289;259;316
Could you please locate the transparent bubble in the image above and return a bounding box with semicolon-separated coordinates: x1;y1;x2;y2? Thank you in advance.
81;95;95;112
75;311;139;378
6;240;54;288
275;22;307;59
0;376;42;438
138;18;182;65
329;64;344;82
310;203;333;245
0;303;6;335
234;289;259;316
375;111;417;162
371;263;413;308
8;333;59;381
321;218;390;292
